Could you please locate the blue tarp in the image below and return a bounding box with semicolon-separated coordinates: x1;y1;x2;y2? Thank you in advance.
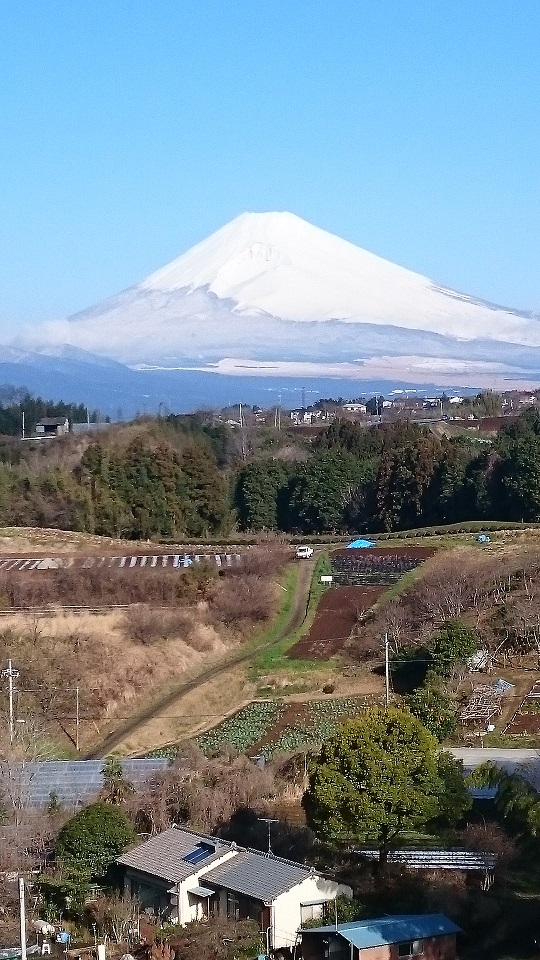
346;539;375;549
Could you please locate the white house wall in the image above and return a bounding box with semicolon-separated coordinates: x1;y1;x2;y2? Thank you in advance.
176;850;238;924
271;876;352;949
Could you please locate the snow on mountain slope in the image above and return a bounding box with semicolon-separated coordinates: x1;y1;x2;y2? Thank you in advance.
137;211;540;345
22;212;540;388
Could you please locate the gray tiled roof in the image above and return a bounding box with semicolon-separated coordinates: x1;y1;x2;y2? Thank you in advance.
117;826;234;883
202;849;312;903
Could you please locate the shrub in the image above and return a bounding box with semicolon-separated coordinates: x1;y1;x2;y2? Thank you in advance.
55;802;135;879
122;607;194;643
210;575;273;625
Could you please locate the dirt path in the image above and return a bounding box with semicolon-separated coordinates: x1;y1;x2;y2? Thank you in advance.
84;560;315;758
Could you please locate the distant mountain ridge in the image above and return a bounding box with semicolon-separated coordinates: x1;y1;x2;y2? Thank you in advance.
12;211;540;399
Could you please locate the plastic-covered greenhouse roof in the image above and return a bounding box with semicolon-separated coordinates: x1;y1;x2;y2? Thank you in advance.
0;759;168;807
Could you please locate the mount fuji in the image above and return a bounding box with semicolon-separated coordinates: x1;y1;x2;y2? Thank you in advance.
18;212;540;396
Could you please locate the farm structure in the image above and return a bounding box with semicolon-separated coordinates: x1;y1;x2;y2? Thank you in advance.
301;915;461;960
504;680;540;735
458;681;514;728
331;547;434;586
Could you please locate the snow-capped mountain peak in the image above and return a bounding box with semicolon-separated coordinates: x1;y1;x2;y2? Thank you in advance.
20;211;540;390
137;211;539;345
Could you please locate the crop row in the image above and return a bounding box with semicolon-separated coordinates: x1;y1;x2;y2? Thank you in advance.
260;695;382;759
148;694;383;762
196;700;284;755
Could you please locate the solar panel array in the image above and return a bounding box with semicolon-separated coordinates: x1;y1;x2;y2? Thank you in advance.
0;759;169;807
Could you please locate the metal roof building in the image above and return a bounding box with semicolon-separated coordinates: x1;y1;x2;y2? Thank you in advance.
357;849;498;871
302;915;461;951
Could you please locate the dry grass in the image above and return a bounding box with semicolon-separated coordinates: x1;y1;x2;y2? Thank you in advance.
0;547;286;755
116;662;254;756
0;526;161;555
0;606;228;752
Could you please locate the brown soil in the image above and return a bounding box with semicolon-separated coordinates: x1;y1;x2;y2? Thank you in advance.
504;680;540;735
506;713;540;734
289;585;386;659
252;702;310;751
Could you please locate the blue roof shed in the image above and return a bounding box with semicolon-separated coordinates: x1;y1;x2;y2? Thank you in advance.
302;915;461;951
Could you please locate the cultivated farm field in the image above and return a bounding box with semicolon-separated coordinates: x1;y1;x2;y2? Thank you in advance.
193;694;383;759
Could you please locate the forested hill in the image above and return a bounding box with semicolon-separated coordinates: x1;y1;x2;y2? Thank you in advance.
236;410;540;533
2;406;540;539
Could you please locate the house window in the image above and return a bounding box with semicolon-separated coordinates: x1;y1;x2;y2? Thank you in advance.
300;902;325;925
226;892;240;920
398;941;423;957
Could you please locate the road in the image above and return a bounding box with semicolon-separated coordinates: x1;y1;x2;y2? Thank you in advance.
84;559;316;759
449;747;540;789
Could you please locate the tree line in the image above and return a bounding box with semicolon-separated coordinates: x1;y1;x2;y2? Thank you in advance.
236;409;540;532
3;405;540;539
0;429;231;538
0;387;99;437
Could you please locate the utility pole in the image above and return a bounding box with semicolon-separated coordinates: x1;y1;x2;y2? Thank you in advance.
76;686;80;753
384;633;390;707
19;877;27;960
21;411;25;441
239;404;246;461
2;660;19;744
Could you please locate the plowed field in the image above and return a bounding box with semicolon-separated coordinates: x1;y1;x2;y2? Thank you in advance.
289;585;385;659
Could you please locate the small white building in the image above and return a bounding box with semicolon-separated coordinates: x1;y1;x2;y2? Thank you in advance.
342;403;366;414
118;825;352;950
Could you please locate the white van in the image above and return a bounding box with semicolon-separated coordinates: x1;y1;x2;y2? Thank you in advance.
295;545;314;559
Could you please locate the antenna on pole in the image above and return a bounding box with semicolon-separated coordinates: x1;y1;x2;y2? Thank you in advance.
384;633;390;707
259;817;279;856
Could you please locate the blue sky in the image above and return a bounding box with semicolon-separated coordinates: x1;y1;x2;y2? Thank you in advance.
1;0;540;334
